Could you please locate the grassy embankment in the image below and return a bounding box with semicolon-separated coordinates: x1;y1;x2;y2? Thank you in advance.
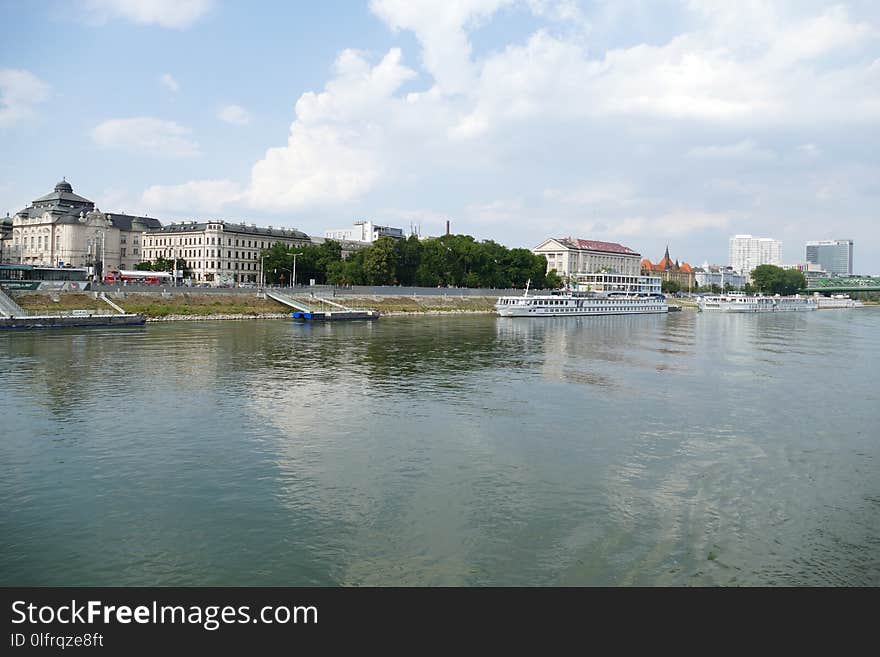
12;292;497;318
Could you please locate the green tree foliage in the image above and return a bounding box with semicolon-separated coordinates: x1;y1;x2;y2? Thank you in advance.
363;236;397;285
545;269;563;289
394;235;423;285
261;233;554;289
139;256;190;276
261;241;343;285
782;269;807;295
661;280;681;294
750;265;806;295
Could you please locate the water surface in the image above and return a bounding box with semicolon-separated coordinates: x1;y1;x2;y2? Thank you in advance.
1;310;878;585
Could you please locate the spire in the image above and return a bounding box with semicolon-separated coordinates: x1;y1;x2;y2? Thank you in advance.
664;244;670;261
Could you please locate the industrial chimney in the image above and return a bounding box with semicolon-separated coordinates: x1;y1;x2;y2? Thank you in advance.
446;220;450;235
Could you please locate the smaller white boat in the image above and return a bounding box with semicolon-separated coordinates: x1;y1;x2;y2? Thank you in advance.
815;295;864;309
697;293;816;312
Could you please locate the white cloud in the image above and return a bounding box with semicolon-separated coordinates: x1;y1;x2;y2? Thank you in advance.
142;179;242;214
83;0;214;29
464;198;525;224
160;73;179;92
370;0;515;95
217;104;250;125
138;1;880;268
797;143;820;157
544;181;637;206
0;69;51;126
245;48;416;211
91;117;200;157
598;211;731;238
687;139;775;160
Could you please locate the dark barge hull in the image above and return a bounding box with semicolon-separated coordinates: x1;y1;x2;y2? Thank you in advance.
0;314;146;330
292;310;380;321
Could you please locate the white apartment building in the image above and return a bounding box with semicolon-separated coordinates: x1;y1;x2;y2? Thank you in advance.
142;220;311;284
324;220;404;243
533;237;642;278
729;234;781;276
6;180;161;275
694;265;747;290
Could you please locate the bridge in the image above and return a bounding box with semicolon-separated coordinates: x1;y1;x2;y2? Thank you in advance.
803;276;880;294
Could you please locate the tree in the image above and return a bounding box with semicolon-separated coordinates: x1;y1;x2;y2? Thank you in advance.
545;269;563;289
661;280;681;294
363;236;397;285
751;265;806;295
750;264;785;294
394;235;423;286
781;269;806;295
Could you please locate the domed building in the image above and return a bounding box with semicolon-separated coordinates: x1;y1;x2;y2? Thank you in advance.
4;179;161;274
0;213;13;262
641;246;695;291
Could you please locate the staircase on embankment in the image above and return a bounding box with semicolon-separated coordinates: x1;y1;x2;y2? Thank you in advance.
0;288;27;318
264;289;379;321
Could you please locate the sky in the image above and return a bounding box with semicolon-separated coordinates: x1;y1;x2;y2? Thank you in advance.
1;0;878;272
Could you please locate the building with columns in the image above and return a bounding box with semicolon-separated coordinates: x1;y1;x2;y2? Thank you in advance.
533;237;642;278
142;220;312;284
5;180;161;275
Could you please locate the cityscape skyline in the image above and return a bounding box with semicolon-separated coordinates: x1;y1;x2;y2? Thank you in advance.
2;1;878;273
3;178;866;284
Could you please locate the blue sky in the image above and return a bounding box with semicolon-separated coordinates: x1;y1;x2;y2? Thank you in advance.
2;0;878;272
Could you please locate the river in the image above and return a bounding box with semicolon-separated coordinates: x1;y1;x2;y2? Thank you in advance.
1;309;878;585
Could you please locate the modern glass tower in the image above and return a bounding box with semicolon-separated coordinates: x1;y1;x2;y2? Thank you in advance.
805;240;853;276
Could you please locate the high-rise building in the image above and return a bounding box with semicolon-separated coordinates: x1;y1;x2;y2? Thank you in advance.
729;234;782;276
805;240;853;276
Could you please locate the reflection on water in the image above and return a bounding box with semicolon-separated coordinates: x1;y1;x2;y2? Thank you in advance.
1;310;879;585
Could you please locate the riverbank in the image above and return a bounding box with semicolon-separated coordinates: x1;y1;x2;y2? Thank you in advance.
10;291;499;319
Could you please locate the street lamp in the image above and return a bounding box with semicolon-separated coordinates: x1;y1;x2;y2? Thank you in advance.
291;252;302;289
86;238;96;281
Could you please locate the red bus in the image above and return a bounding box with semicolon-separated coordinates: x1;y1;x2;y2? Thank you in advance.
103;270;173;285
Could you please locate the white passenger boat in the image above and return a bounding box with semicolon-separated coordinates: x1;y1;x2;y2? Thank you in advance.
697;294;817;312
495;290;668;317
815;295;864;309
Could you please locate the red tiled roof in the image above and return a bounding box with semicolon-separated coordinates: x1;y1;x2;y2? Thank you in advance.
559;238;639;255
